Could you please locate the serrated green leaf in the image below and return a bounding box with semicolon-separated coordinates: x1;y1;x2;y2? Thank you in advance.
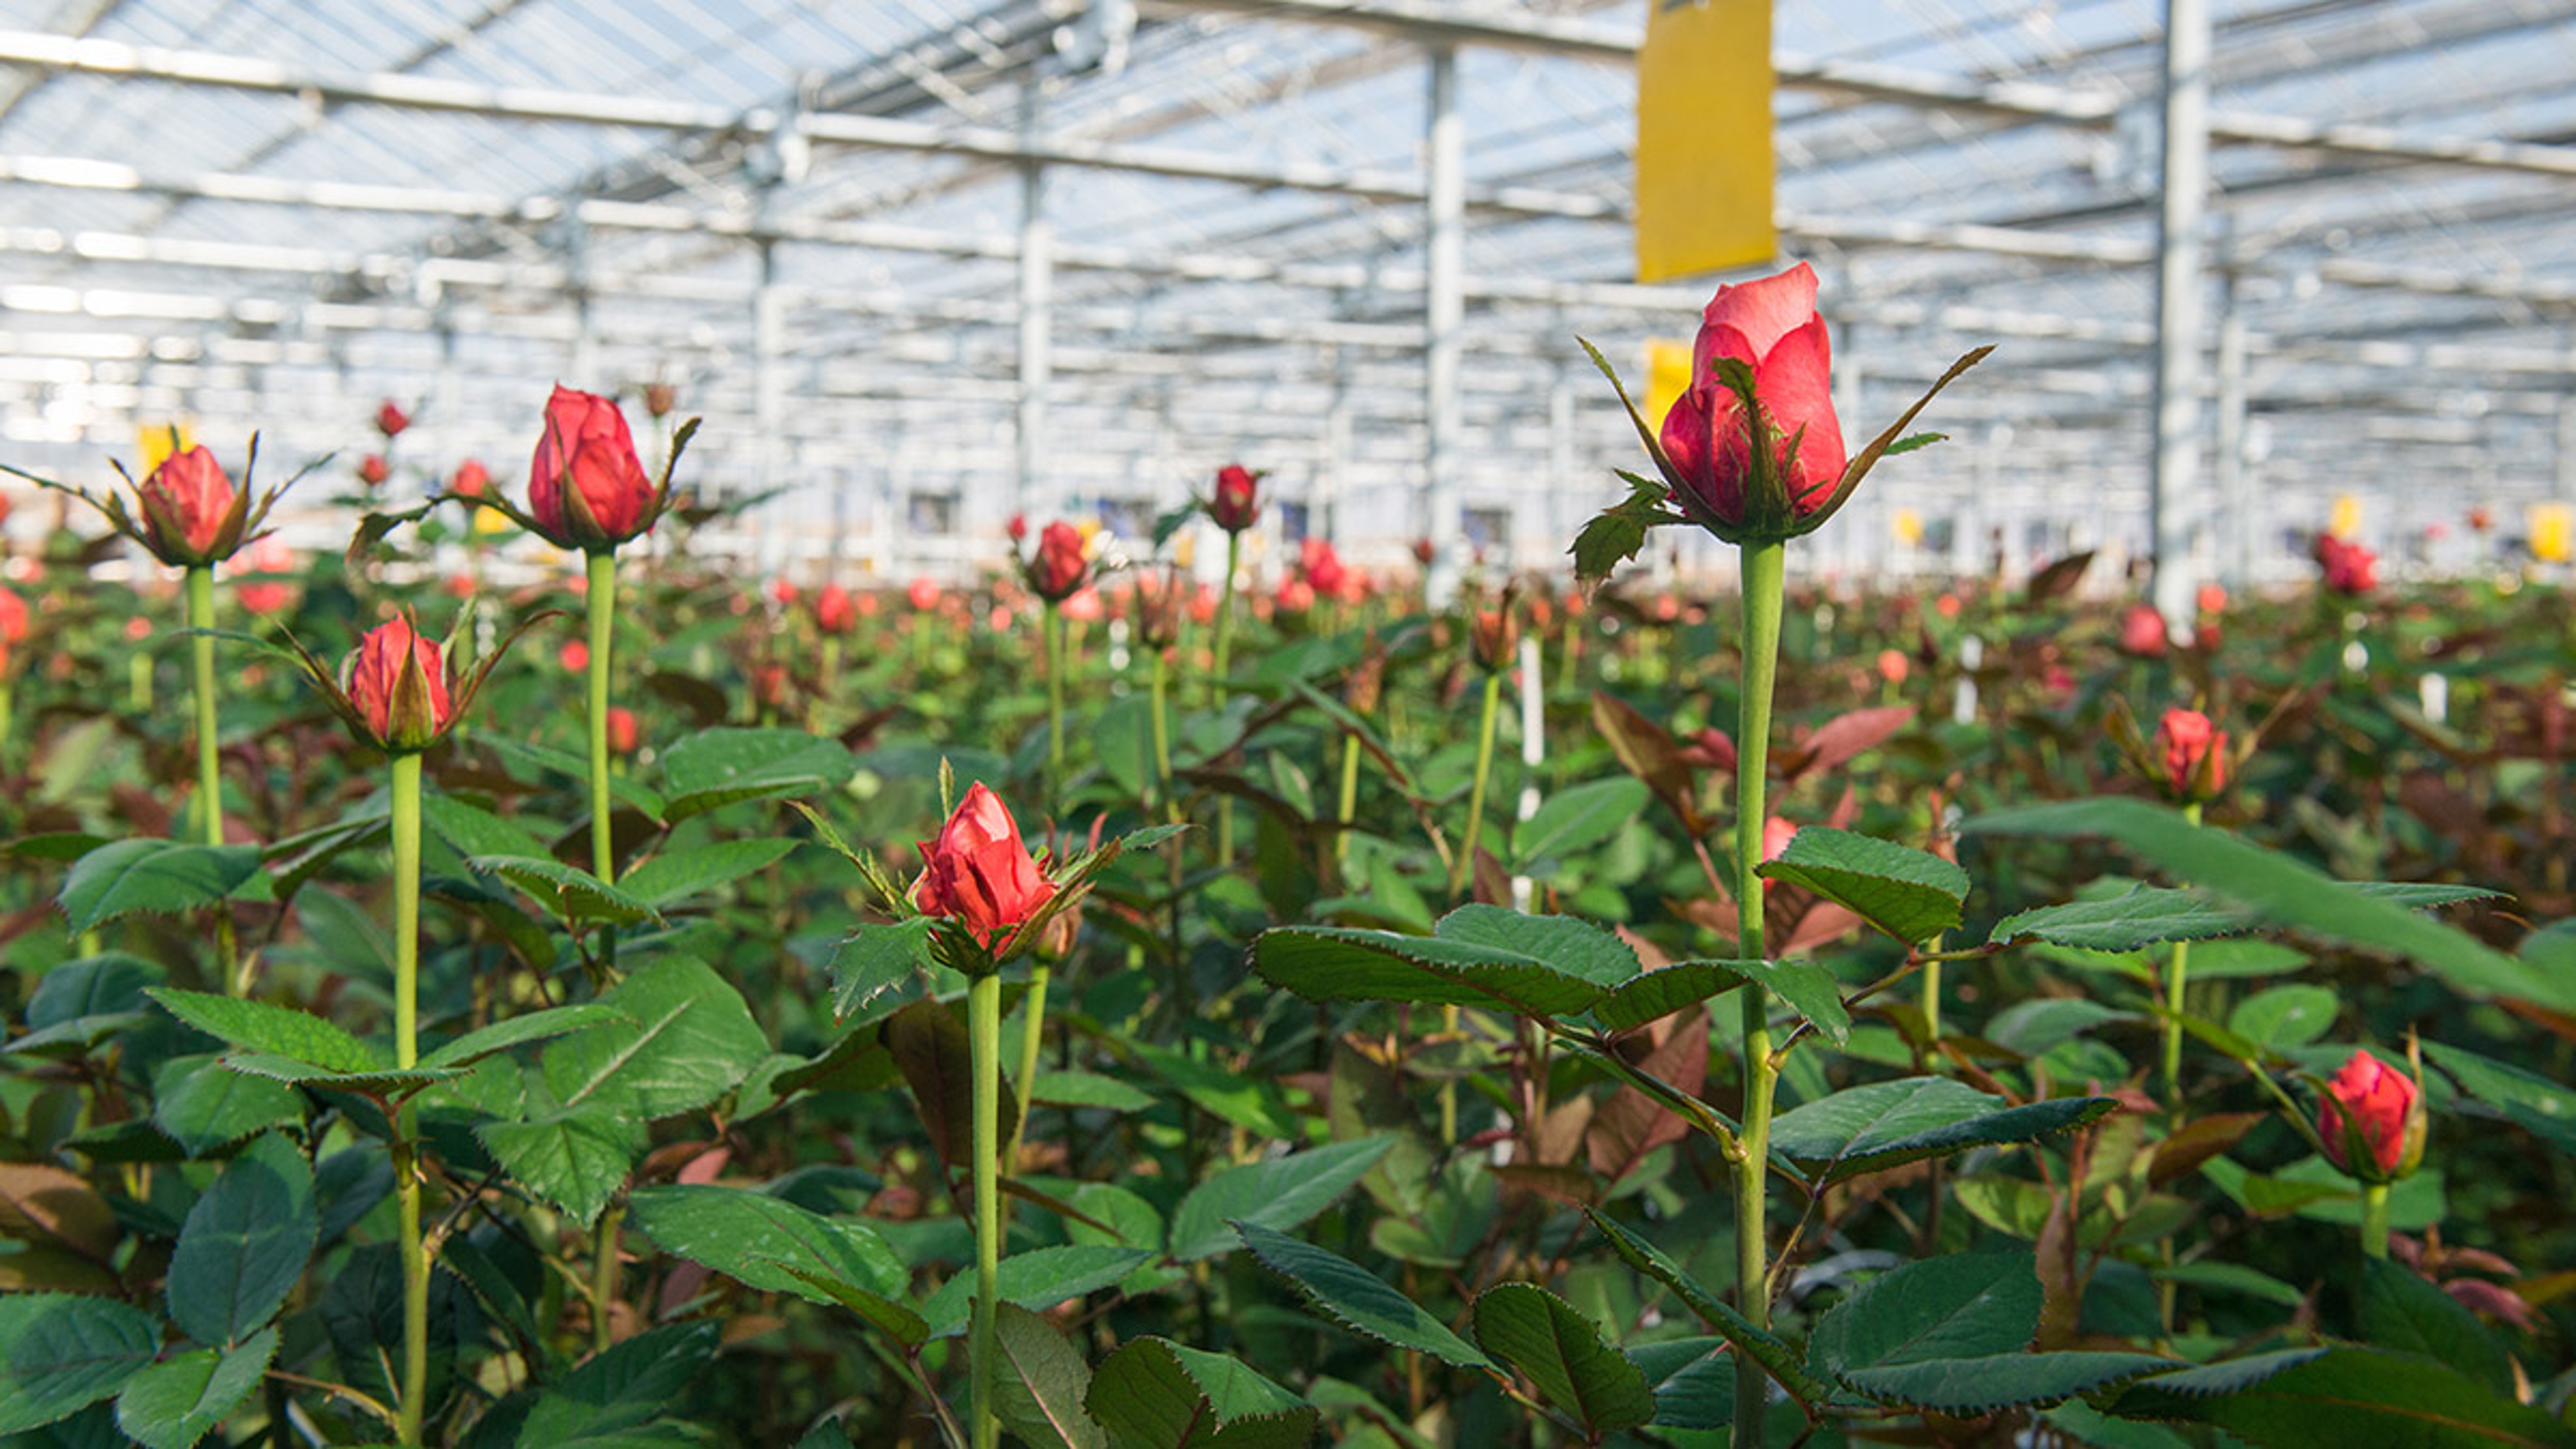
1169;1137;1395;1262
146;988;377;1073
1768;1077;2118;1183
0;1294;162;1435
1804;1252;2174;1412
627;1183;904;1305
1595;957;1850;1044
1235;1222;1487;1368
59;840;266;934
1250;927;1606;1020
1845;1352;2176;1414
217;1053;464;1093
1964;799;2573;1012
1085;1338;1318;1449
151;1055;303;1155
1032;1069;1156;1112
167;1132;315;1348
1582;1208;1830;1409
619;839;798;908
994;1303;1107;1449
518;1321;722;1446
1470;1283;1655;1438
1993;886;2249;953
477;1106;645;1227
1626;1338;1735;1430
113;1328;276;1449
1512;778;1650;868
1756;828;1968;946
2226;985;2340;1054
658;727;852;822
466;854;659;926
541;957;767;1120
1433;905;1638;985
2359;1257;2513;1399
2423;1040;2576;1152
416;1003;629;1071
920;1244;1151;1338
2106;1346;2572;1447
826;918;937;1022
419;790;552;861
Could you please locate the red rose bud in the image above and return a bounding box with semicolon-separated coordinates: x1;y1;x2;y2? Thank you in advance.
643;382;676;419
814;583;858;636
1032;521;1087;602
911;782;1057;955
2318;1048;2425;1183
2468;506;2493;533
0;589;26;645
1658;262;1847;531
1411;537;1435;567
124;615;152;643
375;400;411;438
2317;535;2379;596
1275;577;1315;614
2118;603;2169;658
357;453;390;488
770;577;800;606
1063;587;1104;624
138;445;239;565
1300;537;1348;597
606;706;640;755
1007;513;1028;543
559;640;588;674
2155;707;2226;799
1470;606;1517;672
1875;649;1909;685
449;459;488;498
529;384;655;548
344;615;453;752
908;578;941;612
2196;582;2227;615
1210;464;1260;533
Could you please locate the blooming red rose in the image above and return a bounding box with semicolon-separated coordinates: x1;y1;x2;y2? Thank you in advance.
344;615;453;751
2317;535;2379;596
1299;537;1348;598
1032;521;1087;602
1210;464;1259;533
138;445;239;565
2118;603;2169;658
912;782;1057;954
529;384;656;548
2318;1048;2424;1183
2155;707;2226;799
814;583;858;637
375;400;411;439
1658;262;1847;529
357;454;390;488
449;460;488;498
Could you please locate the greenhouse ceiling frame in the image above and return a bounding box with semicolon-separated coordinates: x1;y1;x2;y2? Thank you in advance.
0;0;2569;594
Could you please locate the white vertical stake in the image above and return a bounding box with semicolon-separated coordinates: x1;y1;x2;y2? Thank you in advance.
1954;635;1983;724
2420;672;2448;726
1511;633;1544;912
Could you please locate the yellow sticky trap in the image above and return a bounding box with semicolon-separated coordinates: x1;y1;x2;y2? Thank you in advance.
2329;494;2363;540
473;508;514;537
2532;503;2572;564
1173;533;1195;569
1644;338;1694;436
138;423;195;470
1635;0;1776;284
1893;509;1924;547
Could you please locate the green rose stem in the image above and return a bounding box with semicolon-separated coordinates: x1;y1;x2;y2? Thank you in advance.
1213;532;1240;866
2161;801;2205;1105
1044;600;1067;784
1437;664;1507;1144
1335;732;1362;879
2360;1182;2391;1260
582;549;623;1355
585;550;618;887
388;750;429;1447
185;565;241;996
967;969;1004;1449
1148;643;1176;816
1731;538;1787;1449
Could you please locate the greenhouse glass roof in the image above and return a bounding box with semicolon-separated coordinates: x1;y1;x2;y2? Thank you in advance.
0;0;2568;586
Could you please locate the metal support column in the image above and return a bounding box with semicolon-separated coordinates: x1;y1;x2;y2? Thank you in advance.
2149;0;2211;625
1546;364;1576;576
1016;85;1053;527
2213;270;2251;588
1322;349;1352;546
753;237;786;572
1422;46;1465;607
562;216;596;385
